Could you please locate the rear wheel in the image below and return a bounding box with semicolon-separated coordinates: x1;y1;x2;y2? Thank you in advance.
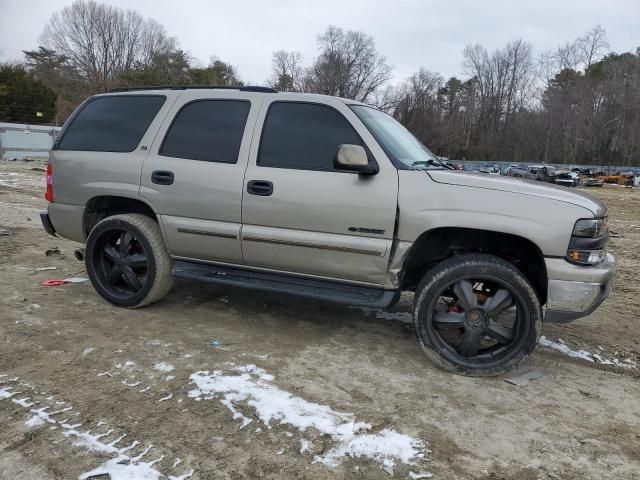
413;254;542;376
85;214;173;308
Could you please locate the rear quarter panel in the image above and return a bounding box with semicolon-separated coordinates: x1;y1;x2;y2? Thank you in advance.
47;92;181;241
50;92;180;206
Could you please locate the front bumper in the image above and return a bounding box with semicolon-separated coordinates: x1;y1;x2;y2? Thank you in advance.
544;253;616;323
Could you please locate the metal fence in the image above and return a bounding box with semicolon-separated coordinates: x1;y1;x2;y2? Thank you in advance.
0;122;61;161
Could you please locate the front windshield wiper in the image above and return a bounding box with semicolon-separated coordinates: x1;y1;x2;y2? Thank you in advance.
411;159;453;170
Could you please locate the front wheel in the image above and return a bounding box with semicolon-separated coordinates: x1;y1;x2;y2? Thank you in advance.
85;214;173;308
413;254;542;376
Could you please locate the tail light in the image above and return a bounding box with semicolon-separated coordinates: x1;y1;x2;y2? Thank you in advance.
45;163;54;202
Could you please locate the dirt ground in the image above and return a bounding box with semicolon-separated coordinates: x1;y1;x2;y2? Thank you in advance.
0;160;638;480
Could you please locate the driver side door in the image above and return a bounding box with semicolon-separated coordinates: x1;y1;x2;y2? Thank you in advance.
241;99;398;286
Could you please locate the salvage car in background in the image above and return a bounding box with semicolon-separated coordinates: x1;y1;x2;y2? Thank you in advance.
583;177;604;187
554;171;580;187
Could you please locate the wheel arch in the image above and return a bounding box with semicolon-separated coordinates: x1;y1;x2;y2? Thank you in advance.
83;195;161;240
400;227;548;304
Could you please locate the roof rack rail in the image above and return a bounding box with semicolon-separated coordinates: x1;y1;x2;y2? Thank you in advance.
109;85;278;93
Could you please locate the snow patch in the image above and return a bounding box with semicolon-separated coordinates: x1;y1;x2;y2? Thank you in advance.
539;336;637;369
188;364;426;468
2;372;194;480
115;360;136;370
300;438;313;454
354;307;413;324
79;456;163;480
409;472;433;479
0;386;16;400
154;362;175;373
25;414;46;428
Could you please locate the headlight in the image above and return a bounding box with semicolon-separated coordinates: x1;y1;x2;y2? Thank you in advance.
572;218;607;237
567;217;608;265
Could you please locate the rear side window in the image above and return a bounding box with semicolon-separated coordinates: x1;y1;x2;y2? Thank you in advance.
258;102;362;171
56;95;165;152
160;100;250;163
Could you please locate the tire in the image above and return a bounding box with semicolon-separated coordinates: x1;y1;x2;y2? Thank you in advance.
85;214;173;308
413;254;542;377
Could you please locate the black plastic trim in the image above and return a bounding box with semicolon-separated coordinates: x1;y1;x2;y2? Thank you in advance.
241;235;382;256
177;228;237;239
568;234;609;251
109;85;277;93
40;212;57;237
171;260;397;308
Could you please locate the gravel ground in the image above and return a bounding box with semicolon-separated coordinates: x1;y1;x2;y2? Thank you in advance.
0;160;638;480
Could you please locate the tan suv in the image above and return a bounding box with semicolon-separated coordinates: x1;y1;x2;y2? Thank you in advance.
40;86;616;376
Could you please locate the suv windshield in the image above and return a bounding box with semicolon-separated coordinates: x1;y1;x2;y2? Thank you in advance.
350;105;448;170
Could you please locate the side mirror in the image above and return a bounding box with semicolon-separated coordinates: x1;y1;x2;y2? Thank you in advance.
334;144;378;175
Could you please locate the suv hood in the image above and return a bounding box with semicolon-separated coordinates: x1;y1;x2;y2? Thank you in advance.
427;170;607;216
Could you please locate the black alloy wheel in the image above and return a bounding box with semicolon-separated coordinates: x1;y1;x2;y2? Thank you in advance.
427;276;525;364
414;254;542;376
92;228;149;300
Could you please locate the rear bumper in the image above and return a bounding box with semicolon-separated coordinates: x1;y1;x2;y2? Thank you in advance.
40;212;57;237
42;203;85;243
544;253;616;323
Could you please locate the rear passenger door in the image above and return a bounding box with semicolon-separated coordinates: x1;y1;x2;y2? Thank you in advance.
241;99;398;285
140;91;262;264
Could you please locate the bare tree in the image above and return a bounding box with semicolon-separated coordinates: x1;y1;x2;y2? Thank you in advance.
304;26;391;103
462;39;534;159
268;50;304;91
40;0;176;92
393;69;443;148
577;25;609;71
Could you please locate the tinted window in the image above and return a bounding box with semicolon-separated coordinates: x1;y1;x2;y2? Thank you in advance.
57;95;165;152
259;102;362;171
160;100;250;163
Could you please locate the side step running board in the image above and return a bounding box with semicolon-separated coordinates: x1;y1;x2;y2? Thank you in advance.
172;260;398;308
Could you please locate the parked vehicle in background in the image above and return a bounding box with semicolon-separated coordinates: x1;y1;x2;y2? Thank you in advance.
508;164;530;177
583;177;604;187
444;161;464;170
479;163;501;175
598;173;633;186
529;165;557;182
40;86;616;377
509;164;556;182
554;171;580;187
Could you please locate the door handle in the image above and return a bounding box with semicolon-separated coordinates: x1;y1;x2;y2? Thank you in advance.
247;180;273;196
151;170;174;185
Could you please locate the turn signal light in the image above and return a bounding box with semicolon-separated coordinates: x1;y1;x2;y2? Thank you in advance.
566;249;606;265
